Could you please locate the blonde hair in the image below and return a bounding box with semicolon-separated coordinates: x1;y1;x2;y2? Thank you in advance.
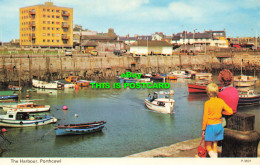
206;83;219;97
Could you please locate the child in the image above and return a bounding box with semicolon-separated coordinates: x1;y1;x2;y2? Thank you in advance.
202;83;233;158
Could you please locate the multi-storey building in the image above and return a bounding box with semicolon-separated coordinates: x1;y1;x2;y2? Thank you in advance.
19;2;73;48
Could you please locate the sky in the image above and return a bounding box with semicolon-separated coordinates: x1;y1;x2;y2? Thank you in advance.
0;0;259;42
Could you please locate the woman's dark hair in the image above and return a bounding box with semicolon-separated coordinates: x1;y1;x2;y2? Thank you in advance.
218;69;233;86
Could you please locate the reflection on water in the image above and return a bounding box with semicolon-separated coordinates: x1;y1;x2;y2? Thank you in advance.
1;76;259;157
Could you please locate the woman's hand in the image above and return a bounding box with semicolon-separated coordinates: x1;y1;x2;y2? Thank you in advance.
202;130;205;138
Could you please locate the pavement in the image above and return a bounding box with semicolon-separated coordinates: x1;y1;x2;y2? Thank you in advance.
126;138;260;158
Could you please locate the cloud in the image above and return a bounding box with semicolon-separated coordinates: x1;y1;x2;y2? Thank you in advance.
0;0;259;41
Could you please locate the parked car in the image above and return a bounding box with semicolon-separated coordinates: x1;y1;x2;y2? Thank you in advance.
65;50;72;56
90;50;98;56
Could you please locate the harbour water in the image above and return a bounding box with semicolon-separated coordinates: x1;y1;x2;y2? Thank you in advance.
0;76;260;157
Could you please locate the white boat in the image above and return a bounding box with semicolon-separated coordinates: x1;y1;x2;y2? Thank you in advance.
137;78;151;82
238;89;260;106
144;91;175;114
168;70;191;78
2;102;50;113
32;79;62;89
194;72;212;80
54;80;75;88
233;75;258;87
0;110;57;127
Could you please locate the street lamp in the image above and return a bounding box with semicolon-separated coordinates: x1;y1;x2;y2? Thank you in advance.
193;29;197;53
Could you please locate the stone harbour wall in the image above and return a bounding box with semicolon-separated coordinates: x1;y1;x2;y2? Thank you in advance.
0;53;259;85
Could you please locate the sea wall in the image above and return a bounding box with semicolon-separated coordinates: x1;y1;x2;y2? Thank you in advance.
0;53;259;85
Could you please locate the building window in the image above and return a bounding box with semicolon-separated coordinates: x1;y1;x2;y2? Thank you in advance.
47;21;50;24
56;34;60;37
48;27;50;30
47;9;50;12
56;28;60;31
57;40;60;43
56;22;60;25
52;15;54;18
47;15;50;18
56;10;60;13
43;27;46;30
43;33;46;36
56;16;60;18
47;40;50;42
52;21;54;24
52;33;54;37
52;40;54;42
47;33;50;36
43;9;46;11
52;27;54;30
52;10;54;12
43;21;46;24
43;39;45;42
43;15;46;17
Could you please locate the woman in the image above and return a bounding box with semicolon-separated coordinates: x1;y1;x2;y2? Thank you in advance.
202;83;233;158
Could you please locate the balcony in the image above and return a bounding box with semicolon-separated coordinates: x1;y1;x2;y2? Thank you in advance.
29;34;36;39
62;11;70;17
62;35;70;40
62;23;69;28
29;10;36;15
29;22;36;27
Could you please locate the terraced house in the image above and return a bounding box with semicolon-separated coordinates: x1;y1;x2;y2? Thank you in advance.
19;2;73;48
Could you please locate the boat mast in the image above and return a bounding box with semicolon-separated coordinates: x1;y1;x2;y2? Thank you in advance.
241;54;243;76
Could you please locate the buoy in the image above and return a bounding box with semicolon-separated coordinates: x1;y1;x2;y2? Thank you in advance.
1;128;7;133
170;90;175;95
74;114;78;118
75;84;80;89
63;106;68;110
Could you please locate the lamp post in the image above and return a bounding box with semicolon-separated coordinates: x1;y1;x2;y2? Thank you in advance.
80;30;82;55
193;29;197;53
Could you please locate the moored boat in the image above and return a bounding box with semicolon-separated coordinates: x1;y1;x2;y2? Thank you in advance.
54;79;75;88
8;85;22;91
2;102;50;113
168;70;191;79
65;76;78;83
194;72;212;81
144;91;175;114
0;110;57;127
32;79;62;89
150;74;164;81
188;81;223;93
54;121;106;136
233;75;258;87
238;89;260;106
0;91;18;100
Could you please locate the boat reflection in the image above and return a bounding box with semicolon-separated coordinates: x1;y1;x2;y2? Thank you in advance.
187;93;208;102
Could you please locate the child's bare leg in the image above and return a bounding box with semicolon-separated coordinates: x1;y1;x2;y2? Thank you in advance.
206;141;217;158
205;141;212;153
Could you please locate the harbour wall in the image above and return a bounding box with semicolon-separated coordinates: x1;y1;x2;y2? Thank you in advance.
0;53;259;85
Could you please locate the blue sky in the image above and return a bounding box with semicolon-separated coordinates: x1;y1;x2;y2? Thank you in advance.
0;0;259;42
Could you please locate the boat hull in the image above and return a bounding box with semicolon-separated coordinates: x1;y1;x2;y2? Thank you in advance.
238;95;260;106
32;79;60;89
0;95;18;100
144;99;174;114
188;83;223;93
2;105;50;113
55;122;106;136
0;117;57;127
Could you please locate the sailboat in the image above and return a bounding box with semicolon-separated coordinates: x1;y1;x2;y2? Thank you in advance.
233;57;258;87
